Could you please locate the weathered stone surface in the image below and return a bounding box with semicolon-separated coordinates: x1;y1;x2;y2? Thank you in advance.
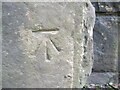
92;2;120;13
86;72;118;86
93;16;119;72
118;17;120;73
2;2;95;88
0;2;2;90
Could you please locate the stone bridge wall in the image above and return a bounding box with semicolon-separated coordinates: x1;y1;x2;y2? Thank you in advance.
92;2;120;72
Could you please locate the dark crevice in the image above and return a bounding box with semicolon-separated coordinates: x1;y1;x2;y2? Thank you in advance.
96;12;120;16
84;20;87;29
64;75;72;79
84;36;88;45
83;55;86;59
84;46;87;53
86;3;88;7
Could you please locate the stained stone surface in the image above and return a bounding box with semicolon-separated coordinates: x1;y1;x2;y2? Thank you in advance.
86;72;118;87
91;3;119;72
93;16;119;72
2;2;95;88
92;2;120;12
91;2;119;72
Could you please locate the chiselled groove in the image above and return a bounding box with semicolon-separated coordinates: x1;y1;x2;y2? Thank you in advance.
32;28;59;32
46;47;51;60
45;41;51;60
49;38;61;52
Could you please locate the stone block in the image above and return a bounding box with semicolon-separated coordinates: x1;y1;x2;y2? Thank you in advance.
2;2;95;88
93;16;119;72
86;72;118;87
92;2;120;13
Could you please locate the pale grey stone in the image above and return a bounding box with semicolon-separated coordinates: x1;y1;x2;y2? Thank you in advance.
2;2;95;88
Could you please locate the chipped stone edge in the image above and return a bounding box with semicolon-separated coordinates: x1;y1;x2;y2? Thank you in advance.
79;0;95;88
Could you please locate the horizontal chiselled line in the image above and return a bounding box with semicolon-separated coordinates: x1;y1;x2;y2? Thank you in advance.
32;28;59;32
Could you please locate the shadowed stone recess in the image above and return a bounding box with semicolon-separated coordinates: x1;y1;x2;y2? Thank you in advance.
92;2;119;72
92;2;120;13
2;1;95;88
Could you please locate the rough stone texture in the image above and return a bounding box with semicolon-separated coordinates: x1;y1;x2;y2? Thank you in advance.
86;72;118;86
93;16;119;72
86;2;119;88
92;2;120;13
91;2;119;72
0;2;2;90
2;2;95;88
118;17;120;73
